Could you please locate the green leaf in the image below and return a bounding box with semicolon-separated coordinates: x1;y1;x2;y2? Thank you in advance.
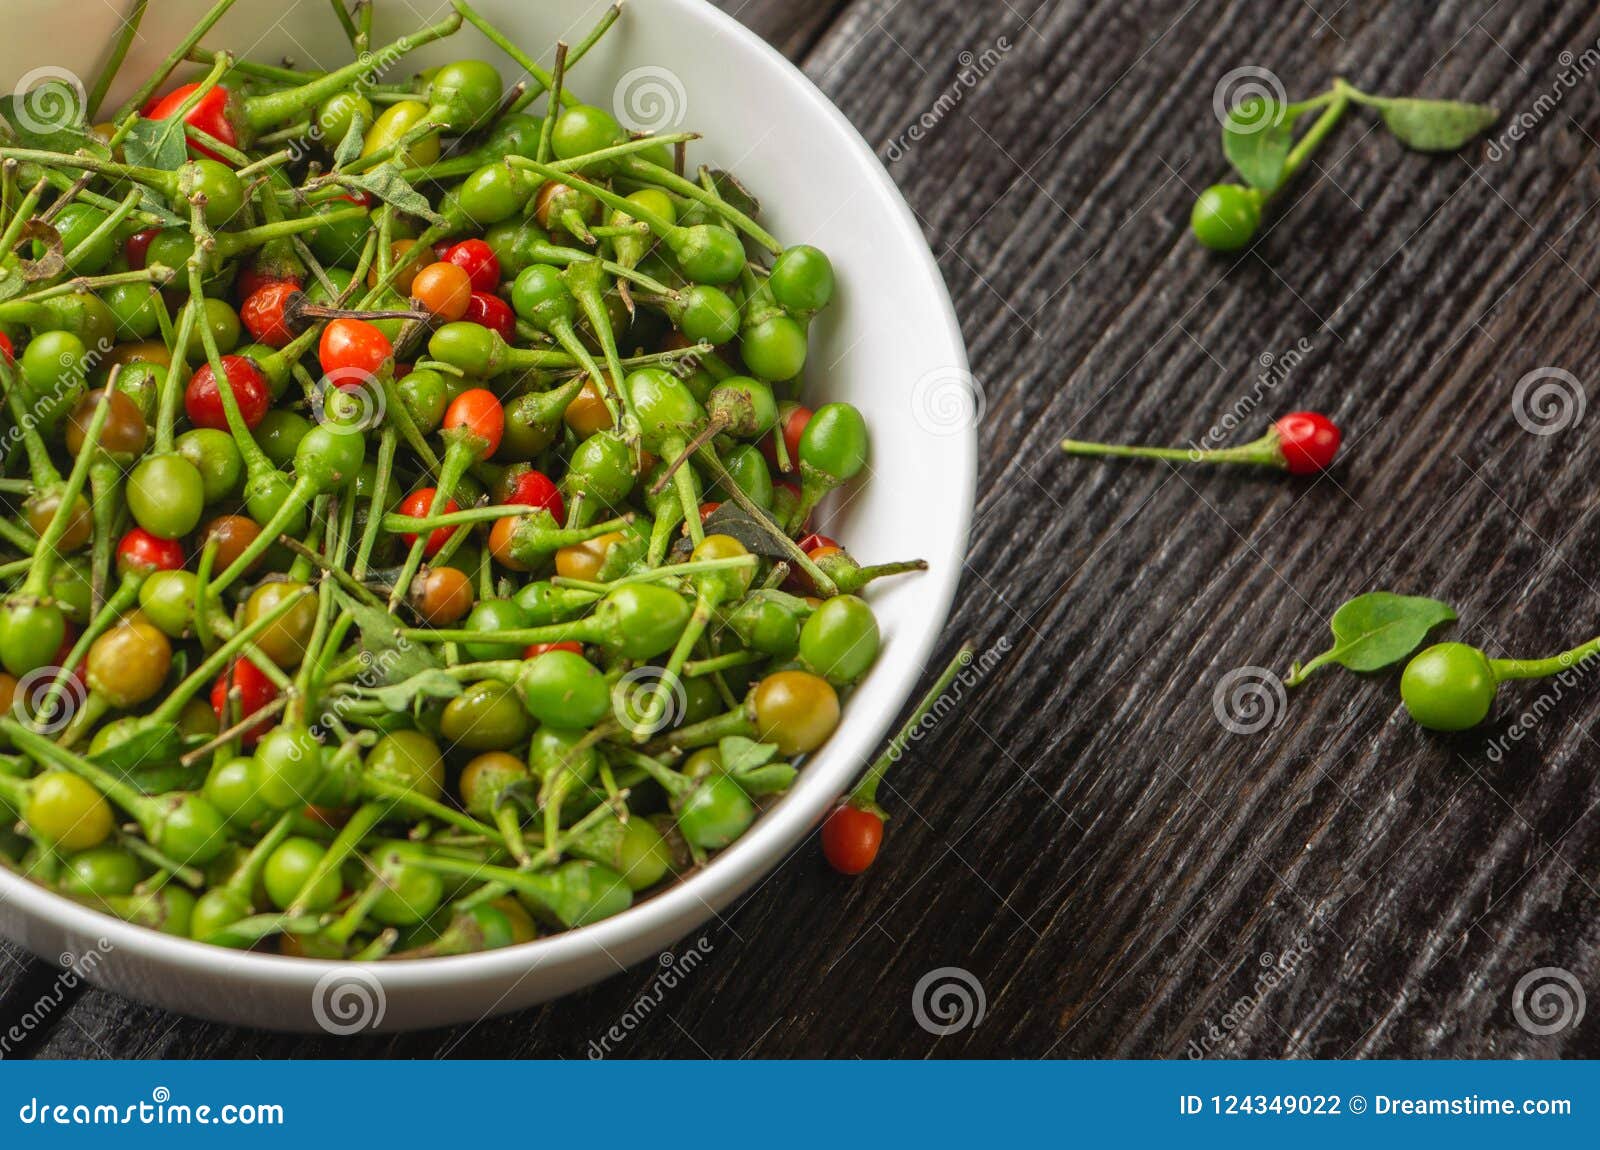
718;736;777;777
335;587;443;684
595;520;652;581
124;758;208;795
1223;98;1294;189
337;164;447;226
731;763;795;796
703;169;762;218
1286;592;1457;686
362;667;462;712
716;738;791;795
332;114;367;170
120;115;188;171
0;77;98;153
701;504;792;561
88;726;182;773
126;186;184;227
1375;97;1497;152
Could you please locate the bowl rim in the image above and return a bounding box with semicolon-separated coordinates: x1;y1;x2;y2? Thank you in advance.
0;0;975;1013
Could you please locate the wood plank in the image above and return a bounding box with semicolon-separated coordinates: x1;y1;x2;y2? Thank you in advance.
711;0;856;60
14;0;1600;1058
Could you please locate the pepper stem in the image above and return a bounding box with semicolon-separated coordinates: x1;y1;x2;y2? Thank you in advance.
21;379;112;599
207;478;317;598
621;159;782;254
0;358;63;489
147;584;315;725
452;0;586;113
110;0;241;122
385;439;477;610
239;12;464;134
0;720;151;823
86;0;149;120
286;799;383;915
1489;635;1600;683
848;645;974;816
1277;86;1353;190
30;573;143;733
693;446;839;595
1060;426;1287;469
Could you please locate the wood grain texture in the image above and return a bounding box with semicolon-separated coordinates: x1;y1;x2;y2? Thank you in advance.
8;0;1600;1058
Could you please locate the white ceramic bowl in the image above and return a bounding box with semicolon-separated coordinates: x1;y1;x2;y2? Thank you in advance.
0;0;973;1030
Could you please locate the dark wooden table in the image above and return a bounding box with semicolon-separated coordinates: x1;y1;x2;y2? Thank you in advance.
7;0;1600;1058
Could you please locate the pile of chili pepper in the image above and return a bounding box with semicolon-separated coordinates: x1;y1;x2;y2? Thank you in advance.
0;0;926;958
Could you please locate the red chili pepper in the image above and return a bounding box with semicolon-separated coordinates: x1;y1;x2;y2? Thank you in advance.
318;318;393;380
115;528;185;575
682;500;723;539
463;291;515;342
240;281;300;348
185;355;270;431
443;388;505;458
1272;412;1341;474
443;239;501;293
398;488;460;556
524;641;584;659
1061;410;1342;475
760;404;812;474
146;83;237;162
821;806;884;875
796;532;840;555
124;228;161;271
210;657;279;750
236;263;295;301
502;468;564;524
819;647;972;875
783;534;840;596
